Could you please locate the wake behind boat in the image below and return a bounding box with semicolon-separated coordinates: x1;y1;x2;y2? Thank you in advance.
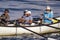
0;16;60;36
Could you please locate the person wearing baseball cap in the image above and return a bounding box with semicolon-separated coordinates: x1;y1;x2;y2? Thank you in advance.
24;11;31;17
18;10;33;25
43;6;53;24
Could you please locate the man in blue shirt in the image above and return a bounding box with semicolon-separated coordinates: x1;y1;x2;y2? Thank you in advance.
43;6;53;24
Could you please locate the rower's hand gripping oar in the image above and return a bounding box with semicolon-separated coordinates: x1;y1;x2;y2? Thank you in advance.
45;16;58;23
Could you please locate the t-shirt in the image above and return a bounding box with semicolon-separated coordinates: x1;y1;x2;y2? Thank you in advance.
1;14;9;21
22;16;33;24
43;11;53;23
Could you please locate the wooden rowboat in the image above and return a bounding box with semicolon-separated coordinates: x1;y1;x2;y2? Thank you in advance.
0;17;60;36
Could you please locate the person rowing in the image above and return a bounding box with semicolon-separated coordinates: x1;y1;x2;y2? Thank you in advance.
43;6;53;24
0;9;10;26
18;10;33;25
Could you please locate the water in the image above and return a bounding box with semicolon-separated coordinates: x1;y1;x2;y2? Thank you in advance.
0;0;60;40
0;0;60;20
0;33;60;40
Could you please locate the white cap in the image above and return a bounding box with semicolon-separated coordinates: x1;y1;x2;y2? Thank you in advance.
24;10;28;13
26;11;31;14
25;10;28;12
46;6;51;10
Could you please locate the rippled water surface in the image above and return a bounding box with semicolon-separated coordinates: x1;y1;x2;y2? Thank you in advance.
0;0;60;40
0;0;60;20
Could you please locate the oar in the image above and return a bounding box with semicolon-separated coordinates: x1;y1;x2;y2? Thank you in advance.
18;25;47;38
18;24;60;38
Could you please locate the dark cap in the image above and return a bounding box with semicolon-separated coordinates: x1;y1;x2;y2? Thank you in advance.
4;9;9;13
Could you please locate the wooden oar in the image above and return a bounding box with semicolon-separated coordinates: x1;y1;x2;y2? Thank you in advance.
18;24;47;38
17;23;60;38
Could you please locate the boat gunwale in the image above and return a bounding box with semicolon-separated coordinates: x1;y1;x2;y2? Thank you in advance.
0;21;60;28
0;16;60;27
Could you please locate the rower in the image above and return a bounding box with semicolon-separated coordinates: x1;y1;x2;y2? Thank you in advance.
0;9;10;26
18;10;33;25
43;6;53;24
17;10;28;24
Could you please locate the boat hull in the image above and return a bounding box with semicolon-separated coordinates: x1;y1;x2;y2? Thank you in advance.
0;17;60;36
0;25;60;36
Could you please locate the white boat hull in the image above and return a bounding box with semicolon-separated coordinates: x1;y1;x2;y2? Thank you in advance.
0;17;60;36
0;25;60;36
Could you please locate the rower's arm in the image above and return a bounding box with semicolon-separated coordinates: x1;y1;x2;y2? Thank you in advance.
50;11;53;18
6;15;10;21
48;11;53;20
28;17;33;24
29;20;33;24
18;18;25;23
